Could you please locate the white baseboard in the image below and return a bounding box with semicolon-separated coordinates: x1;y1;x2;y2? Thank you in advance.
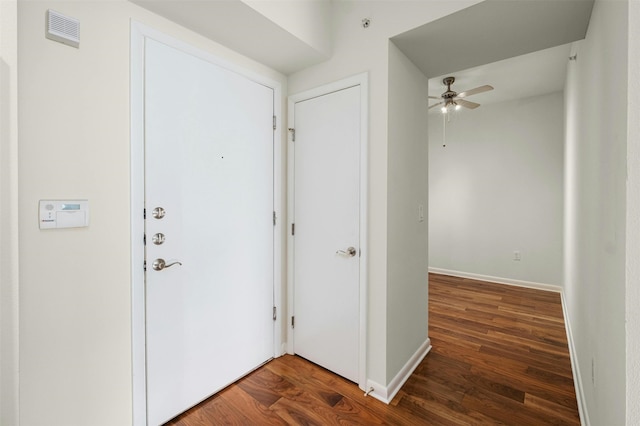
366;338;432;404
428;267;562;293
560;291;590;426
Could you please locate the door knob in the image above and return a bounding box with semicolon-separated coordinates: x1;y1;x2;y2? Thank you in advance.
152;258;183;271
336;247;357;257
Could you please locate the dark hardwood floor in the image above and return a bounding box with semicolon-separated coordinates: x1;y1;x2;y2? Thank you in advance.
166;273;580;425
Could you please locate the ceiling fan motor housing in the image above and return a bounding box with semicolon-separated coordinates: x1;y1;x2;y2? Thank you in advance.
442;76;457;105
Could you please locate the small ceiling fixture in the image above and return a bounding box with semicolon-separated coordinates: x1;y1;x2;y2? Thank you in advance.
429;76;494;114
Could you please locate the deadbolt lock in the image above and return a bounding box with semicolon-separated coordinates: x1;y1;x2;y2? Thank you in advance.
152;233;166;245
152;207;166;219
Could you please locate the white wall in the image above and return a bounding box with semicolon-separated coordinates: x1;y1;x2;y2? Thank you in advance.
564;1;627;424
0;0;19;424
386;42;429;379
288;0;479;387
429;92;564;286
17;2;286;425
627;2;640;422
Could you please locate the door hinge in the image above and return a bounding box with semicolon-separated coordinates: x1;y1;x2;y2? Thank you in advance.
291;223;295;236
143;234;146;246
273;115;277;130
273;211;276;226
143;260;147;272
143;208;146;219
273;306;277;321
291;316;295;328
288;128;295;142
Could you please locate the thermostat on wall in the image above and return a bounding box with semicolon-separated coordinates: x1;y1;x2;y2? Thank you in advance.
39;200;89;229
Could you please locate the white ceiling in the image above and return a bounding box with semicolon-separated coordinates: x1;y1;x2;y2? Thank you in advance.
130;0;329;74
428;42;573;112
390;0;593;113
131;0;593;106
391;0;593;79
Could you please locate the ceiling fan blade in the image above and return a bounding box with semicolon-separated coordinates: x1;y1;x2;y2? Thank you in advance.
457;99;480;109
428;101;444;110
457;85;494;98
428;96;441;100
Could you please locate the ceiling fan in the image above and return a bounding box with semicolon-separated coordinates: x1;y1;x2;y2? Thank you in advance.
429;76;494;113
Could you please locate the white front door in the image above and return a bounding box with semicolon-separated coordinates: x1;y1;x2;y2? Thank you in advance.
290;82;365;384
144;38;275;425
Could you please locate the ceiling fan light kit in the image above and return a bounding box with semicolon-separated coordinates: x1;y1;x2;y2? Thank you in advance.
440;102;461;114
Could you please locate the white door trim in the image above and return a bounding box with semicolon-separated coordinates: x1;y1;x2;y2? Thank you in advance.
130;22;284;426
287;73;369;390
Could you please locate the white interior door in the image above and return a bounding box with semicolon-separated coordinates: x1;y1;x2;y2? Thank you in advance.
292;85;362;383
144;39;274;425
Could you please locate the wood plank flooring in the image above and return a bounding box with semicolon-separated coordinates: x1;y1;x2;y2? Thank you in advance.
165;273;580;425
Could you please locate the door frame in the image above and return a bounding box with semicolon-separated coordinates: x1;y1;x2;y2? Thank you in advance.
287;73;369;390
130;22;284;426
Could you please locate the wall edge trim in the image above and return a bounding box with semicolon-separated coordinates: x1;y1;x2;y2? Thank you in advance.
428;267;562;293
560;291;590;426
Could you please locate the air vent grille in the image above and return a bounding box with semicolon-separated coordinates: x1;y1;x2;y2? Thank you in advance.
46;10;80;48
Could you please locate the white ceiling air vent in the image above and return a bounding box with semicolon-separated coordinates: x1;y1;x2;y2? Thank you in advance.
46;10;80;48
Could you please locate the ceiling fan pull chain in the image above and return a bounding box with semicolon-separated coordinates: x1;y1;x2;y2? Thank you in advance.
442;113;447;147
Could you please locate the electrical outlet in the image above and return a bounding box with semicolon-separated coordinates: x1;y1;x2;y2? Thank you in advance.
513;250;521;261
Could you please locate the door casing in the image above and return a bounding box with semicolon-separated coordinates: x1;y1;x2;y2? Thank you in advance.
130;22;284;426
287;73;369;390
